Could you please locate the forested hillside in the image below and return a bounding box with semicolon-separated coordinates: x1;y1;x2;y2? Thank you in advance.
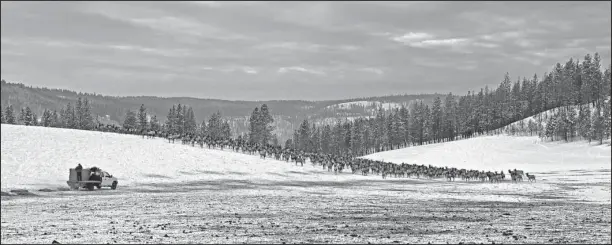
0;80;440;142
287;53;612;156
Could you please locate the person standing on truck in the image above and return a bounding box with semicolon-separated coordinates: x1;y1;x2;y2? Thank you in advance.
76;163;83;181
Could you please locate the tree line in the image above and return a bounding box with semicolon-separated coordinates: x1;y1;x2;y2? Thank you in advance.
2;97;95;129
2;52;610;154
286;53;612;156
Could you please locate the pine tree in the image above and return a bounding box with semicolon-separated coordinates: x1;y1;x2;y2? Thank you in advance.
186;107;197;134
166;105;177;135
578;105;592;141
176;104;184;135
64;103;76;128
298;119;310;152
138;104;148;133
42;109;52;127
259;104;275;145
123;110;138;132
208;111;223;140
431;97;443;143
149;115;159;132
81;98;94;130
75;98;83;129
321;125;331;153
19;108;26;125
30;110;38;126
248;107;260;144
443;93;457;141
200;120;207;137
51;110;60;128
602;98;611;141
591;53;604;107
221;121;232;139
0;106;4;124
5;105;15;124
591;107;605;144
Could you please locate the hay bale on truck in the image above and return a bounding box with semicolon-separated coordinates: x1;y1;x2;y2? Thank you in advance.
66;167;118;191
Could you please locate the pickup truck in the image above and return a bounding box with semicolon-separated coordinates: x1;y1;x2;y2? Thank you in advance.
67;168;118;191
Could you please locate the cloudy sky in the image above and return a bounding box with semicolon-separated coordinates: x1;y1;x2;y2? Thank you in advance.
1;1;610;101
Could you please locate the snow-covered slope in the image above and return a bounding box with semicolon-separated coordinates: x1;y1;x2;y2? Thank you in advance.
503;98;611;138
0;124;372;191
324;101;408;111
2;124;610;204
362;135;610;173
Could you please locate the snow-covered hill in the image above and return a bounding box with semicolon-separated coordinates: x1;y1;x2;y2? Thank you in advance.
323;100;411;112
0;124;371;191
502;98;611;139
362;134;610;173
1;124;610;204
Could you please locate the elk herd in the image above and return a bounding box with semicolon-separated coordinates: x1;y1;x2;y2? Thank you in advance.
143;131;536;183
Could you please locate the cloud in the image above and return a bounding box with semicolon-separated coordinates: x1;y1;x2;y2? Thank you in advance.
392;32;434;44
411;38;470;48
108;44;192;58
1;1;610;100
360;68;384;75
278;66;326;76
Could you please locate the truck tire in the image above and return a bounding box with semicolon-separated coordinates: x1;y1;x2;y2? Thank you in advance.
111;181;118;190
86;183;95;191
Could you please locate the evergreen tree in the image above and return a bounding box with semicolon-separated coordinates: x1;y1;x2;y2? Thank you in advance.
30;110;38;126
75;97;83;129
591;107;605;144
321;125;331;153
138;104;148;133
150;115;160;132
602;98;611;141
578;105;592;141
248;107;260;144
19;108;26;125
200;120;207;137
64;103;76;128
176;104;184;135
166;105;176;134
443;93;457;141
81;98;94;130
186;107;197;134
4;105;15;124
259;104;275;145
431;97;443;143
207;111;223;140
51;110;60;127
42;109;52;127
221;121;232;139
298;119;310;151
123;110;138;132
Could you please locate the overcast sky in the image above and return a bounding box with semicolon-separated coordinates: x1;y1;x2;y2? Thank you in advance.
1;1;610;101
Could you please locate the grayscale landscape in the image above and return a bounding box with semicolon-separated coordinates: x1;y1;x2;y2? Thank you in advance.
1;1;611;244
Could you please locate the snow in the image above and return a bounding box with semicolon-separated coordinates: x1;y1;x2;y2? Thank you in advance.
1;124;610;204
362;134;611;203
324;101;406;111
504;98;611;136
362;135;610;173
0;124;374;191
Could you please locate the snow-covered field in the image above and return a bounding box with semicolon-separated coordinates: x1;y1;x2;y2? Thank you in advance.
1;124;611;244
363;135;611;203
